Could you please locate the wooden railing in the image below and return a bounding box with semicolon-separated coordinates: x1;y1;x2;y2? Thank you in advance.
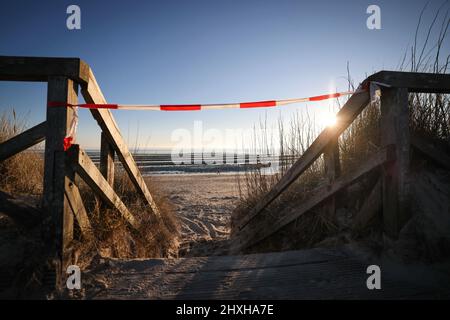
233;71;450;252
1;56;449;288
0;56;161;290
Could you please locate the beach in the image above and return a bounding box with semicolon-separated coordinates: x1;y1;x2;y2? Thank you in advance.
146;174;243;257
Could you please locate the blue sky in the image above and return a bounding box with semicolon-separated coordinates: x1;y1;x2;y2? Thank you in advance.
0;0;448;150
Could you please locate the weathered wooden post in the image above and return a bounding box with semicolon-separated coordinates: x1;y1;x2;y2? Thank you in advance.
43;76;78;290
100;132;115;186
99;132;115;208
323;136;341;219
380;87;410;238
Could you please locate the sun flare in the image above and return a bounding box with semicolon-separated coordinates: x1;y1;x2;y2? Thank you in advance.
319;112;337;128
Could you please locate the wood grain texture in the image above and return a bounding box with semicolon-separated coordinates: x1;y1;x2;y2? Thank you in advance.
87;247;450;299
380;87;410;238
352;178;382;232
0;56;89;83
368;71;450;93
67;145;140;230
65;179;93;239
323;137;341;221
238;90;370;230
0;121;46;161
42;76;78;290
81;69;160;218
100;131;115;186
235;146;394;251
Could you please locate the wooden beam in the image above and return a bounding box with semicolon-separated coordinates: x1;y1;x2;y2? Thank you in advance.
100;131;115;186
368;71;450;94
0;56;89;83
80;68;160;218
411;134;450;170
323;137;341;220
235;146;395;251
67;145;140;230
237;90;370;230
0;121;46;161
42;76;78;290
324;138;341;181
65;179;93;239
380;87;411;238
352;178;382;233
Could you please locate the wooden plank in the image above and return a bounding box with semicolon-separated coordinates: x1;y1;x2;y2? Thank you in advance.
411;134;450;170
42;76;78;290
90;247;450;299
368;71;450;94
352;178;382;233
324;137;341;181
235;146;395;251
238;90;370;230
380;87;411;238
65;179;93;239
0;121;46;161
67;145;140;230
80;68;160;217
0;56;89;83
323;137;341;220
100;132;115;186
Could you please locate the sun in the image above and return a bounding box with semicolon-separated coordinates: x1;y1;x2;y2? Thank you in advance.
318;111;337;128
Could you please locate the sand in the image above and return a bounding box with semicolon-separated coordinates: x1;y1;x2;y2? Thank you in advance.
146;174;244;257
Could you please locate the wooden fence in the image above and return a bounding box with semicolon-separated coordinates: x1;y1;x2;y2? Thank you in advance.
0;56;161;290
1;56;449;290
233;71;450;251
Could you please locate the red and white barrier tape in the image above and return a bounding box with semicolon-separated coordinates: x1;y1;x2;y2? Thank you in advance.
48;91;354;111
63;106;78;151
54;81;384;151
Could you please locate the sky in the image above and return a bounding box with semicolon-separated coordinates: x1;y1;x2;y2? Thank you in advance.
0;0;449;150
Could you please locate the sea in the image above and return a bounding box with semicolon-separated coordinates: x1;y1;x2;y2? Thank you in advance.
84;149;285;176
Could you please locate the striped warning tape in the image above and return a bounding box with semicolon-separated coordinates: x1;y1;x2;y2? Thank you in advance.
48;91;355;111
56;82;380;151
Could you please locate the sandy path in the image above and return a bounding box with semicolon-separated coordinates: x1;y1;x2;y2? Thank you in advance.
146;174;243;257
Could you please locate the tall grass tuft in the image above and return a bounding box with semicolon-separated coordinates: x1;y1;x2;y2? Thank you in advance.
75;171;179;262
0;110;44;195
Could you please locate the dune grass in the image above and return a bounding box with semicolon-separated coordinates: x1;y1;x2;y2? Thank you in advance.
0;111;44;195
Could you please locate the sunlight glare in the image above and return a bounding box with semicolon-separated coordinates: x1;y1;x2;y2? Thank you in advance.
319;111;337;128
